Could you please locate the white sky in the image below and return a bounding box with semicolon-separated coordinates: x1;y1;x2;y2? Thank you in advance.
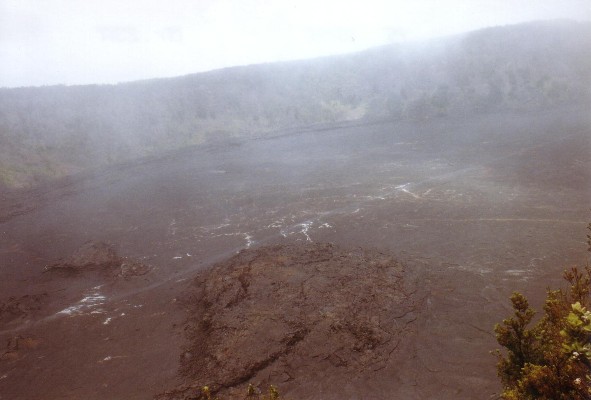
1;0;590;88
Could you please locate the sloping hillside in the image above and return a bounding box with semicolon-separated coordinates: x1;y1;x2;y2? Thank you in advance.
1;20;590;187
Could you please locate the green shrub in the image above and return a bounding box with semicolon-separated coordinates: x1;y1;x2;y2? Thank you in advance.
493;224;591;399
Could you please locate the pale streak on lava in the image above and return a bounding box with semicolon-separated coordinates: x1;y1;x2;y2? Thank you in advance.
395;183;421;199
407;217;586;224
167;219;177;236
300;222;313;242
280;221;314;242
56;286;107;316
243;233;254;248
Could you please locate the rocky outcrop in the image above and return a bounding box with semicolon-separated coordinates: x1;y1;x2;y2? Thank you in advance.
43;241;150;278
161;243;425;399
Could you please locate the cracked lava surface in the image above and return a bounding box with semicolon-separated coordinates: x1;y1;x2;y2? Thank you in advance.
1;108;590;399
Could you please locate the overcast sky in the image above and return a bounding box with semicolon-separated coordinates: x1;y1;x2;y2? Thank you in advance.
1;0;590;88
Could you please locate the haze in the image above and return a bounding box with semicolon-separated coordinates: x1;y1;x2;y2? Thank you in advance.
1;4;591;397
1;0;590;88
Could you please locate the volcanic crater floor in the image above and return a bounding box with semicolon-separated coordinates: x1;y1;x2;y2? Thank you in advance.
1;109;590;399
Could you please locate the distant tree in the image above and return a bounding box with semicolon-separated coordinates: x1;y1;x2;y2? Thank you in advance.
431;84;450;115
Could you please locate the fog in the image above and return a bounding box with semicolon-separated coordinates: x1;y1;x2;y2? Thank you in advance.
1;6;591;400
1;0;590;87
1;19;589;190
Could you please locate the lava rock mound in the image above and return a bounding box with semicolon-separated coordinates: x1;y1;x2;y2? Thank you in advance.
165;243;424;399
44;241;150;278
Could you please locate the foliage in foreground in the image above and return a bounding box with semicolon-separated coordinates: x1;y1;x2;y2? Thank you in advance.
493;223;591;399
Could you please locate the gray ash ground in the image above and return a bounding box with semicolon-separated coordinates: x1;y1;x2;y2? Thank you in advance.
0;107;590;399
